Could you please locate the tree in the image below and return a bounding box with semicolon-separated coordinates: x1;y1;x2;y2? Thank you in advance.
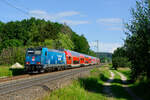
0;17;94;64
112;47;131;70
71;33;90;54
54;33;74;50
124;1;150;79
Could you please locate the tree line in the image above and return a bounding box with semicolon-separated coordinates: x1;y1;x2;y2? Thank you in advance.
96;52;112;63
112;0;150;81
0;17;96;65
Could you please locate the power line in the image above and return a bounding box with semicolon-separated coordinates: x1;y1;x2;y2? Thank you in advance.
89;40;99;52
0;0;30;16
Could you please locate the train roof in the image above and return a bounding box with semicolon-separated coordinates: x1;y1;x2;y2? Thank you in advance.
47;48;64;53
66;50;80;57
27;47;100;60
27;47;42;51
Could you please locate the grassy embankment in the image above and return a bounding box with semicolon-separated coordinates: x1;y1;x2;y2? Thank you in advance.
43;65;133;100
0;65;12;77
0;65;24;77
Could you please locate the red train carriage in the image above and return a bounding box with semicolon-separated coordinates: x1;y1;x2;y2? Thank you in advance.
64;50;72;66
88;56;92;65
84;55;89;66
98;58;100;64
96;58;100;64
79;54;85;66
64;50;80;67
70;50;80;67
91;57;95;65
94;57;98;65
64;49;100;68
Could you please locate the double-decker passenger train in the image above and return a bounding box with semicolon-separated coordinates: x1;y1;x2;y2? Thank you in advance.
25;47;100;73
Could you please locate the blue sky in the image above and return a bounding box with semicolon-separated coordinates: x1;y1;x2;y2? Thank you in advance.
0;0;138;52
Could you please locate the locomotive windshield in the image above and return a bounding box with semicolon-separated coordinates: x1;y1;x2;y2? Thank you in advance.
27;49;41;55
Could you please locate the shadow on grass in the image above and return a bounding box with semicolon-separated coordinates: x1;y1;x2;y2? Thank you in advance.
9;68;25;76
129;81;150;100
111;79;134;85
79;78;103;93
99;73;108;82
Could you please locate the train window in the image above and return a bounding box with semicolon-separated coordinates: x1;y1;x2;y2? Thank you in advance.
69;56;71;60
35;50;41;55
45;52;47;56
27;50;41;55
80;58;84;60
27;50;34;55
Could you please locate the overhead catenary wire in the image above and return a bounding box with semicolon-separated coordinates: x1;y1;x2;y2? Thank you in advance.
0;0;30;16
89;40;99;52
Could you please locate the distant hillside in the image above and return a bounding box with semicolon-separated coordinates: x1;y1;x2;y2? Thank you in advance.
96;52;112;63
0;17;96;65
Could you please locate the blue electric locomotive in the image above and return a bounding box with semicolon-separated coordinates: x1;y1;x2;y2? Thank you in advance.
25;47;66;73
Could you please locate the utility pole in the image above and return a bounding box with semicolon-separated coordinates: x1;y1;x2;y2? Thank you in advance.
96;40;99;53
89;40;99;57
95;40;99;57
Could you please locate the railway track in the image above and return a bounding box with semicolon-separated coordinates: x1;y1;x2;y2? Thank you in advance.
0;65;101;95
0;74;30;83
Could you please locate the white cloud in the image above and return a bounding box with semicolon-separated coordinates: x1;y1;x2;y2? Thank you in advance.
89;41;122;53
56;11;79;18
97;18;122;25
29;10;54;20
29;10;88;25
29;10;47;15
29;10;80;20
61;20;89;25
96;18;123;31
108;27;123;31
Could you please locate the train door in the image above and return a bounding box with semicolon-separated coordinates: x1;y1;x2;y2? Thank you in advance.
44;50;48;64
80;57;84;64
67;56;72;64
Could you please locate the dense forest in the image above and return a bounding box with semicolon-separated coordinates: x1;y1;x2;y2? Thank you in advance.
0;17;96;65
112;0;150;82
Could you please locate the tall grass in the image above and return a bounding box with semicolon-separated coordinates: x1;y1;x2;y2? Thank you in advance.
45;65;132;100
0;65;24;77
0;66;12;77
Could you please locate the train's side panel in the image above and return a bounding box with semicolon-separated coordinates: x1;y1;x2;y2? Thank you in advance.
88;57;92;64
70;51;80;67
42;48;66;69
65;50;80;67
64;50;72;65
41;48;47;65
79;54;85;66
84;57;89;66
25;47;100;73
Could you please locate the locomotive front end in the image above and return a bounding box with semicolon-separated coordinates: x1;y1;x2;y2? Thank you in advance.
25;48;43;73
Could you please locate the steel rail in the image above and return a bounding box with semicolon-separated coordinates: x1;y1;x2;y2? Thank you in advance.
0;65;101;95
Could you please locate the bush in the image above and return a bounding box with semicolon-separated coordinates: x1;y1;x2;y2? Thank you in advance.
112;57;131;70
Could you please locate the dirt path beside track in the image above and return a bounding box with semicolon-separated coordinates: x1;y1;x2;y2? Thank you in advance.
103;70;115;97
116;71;143;100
